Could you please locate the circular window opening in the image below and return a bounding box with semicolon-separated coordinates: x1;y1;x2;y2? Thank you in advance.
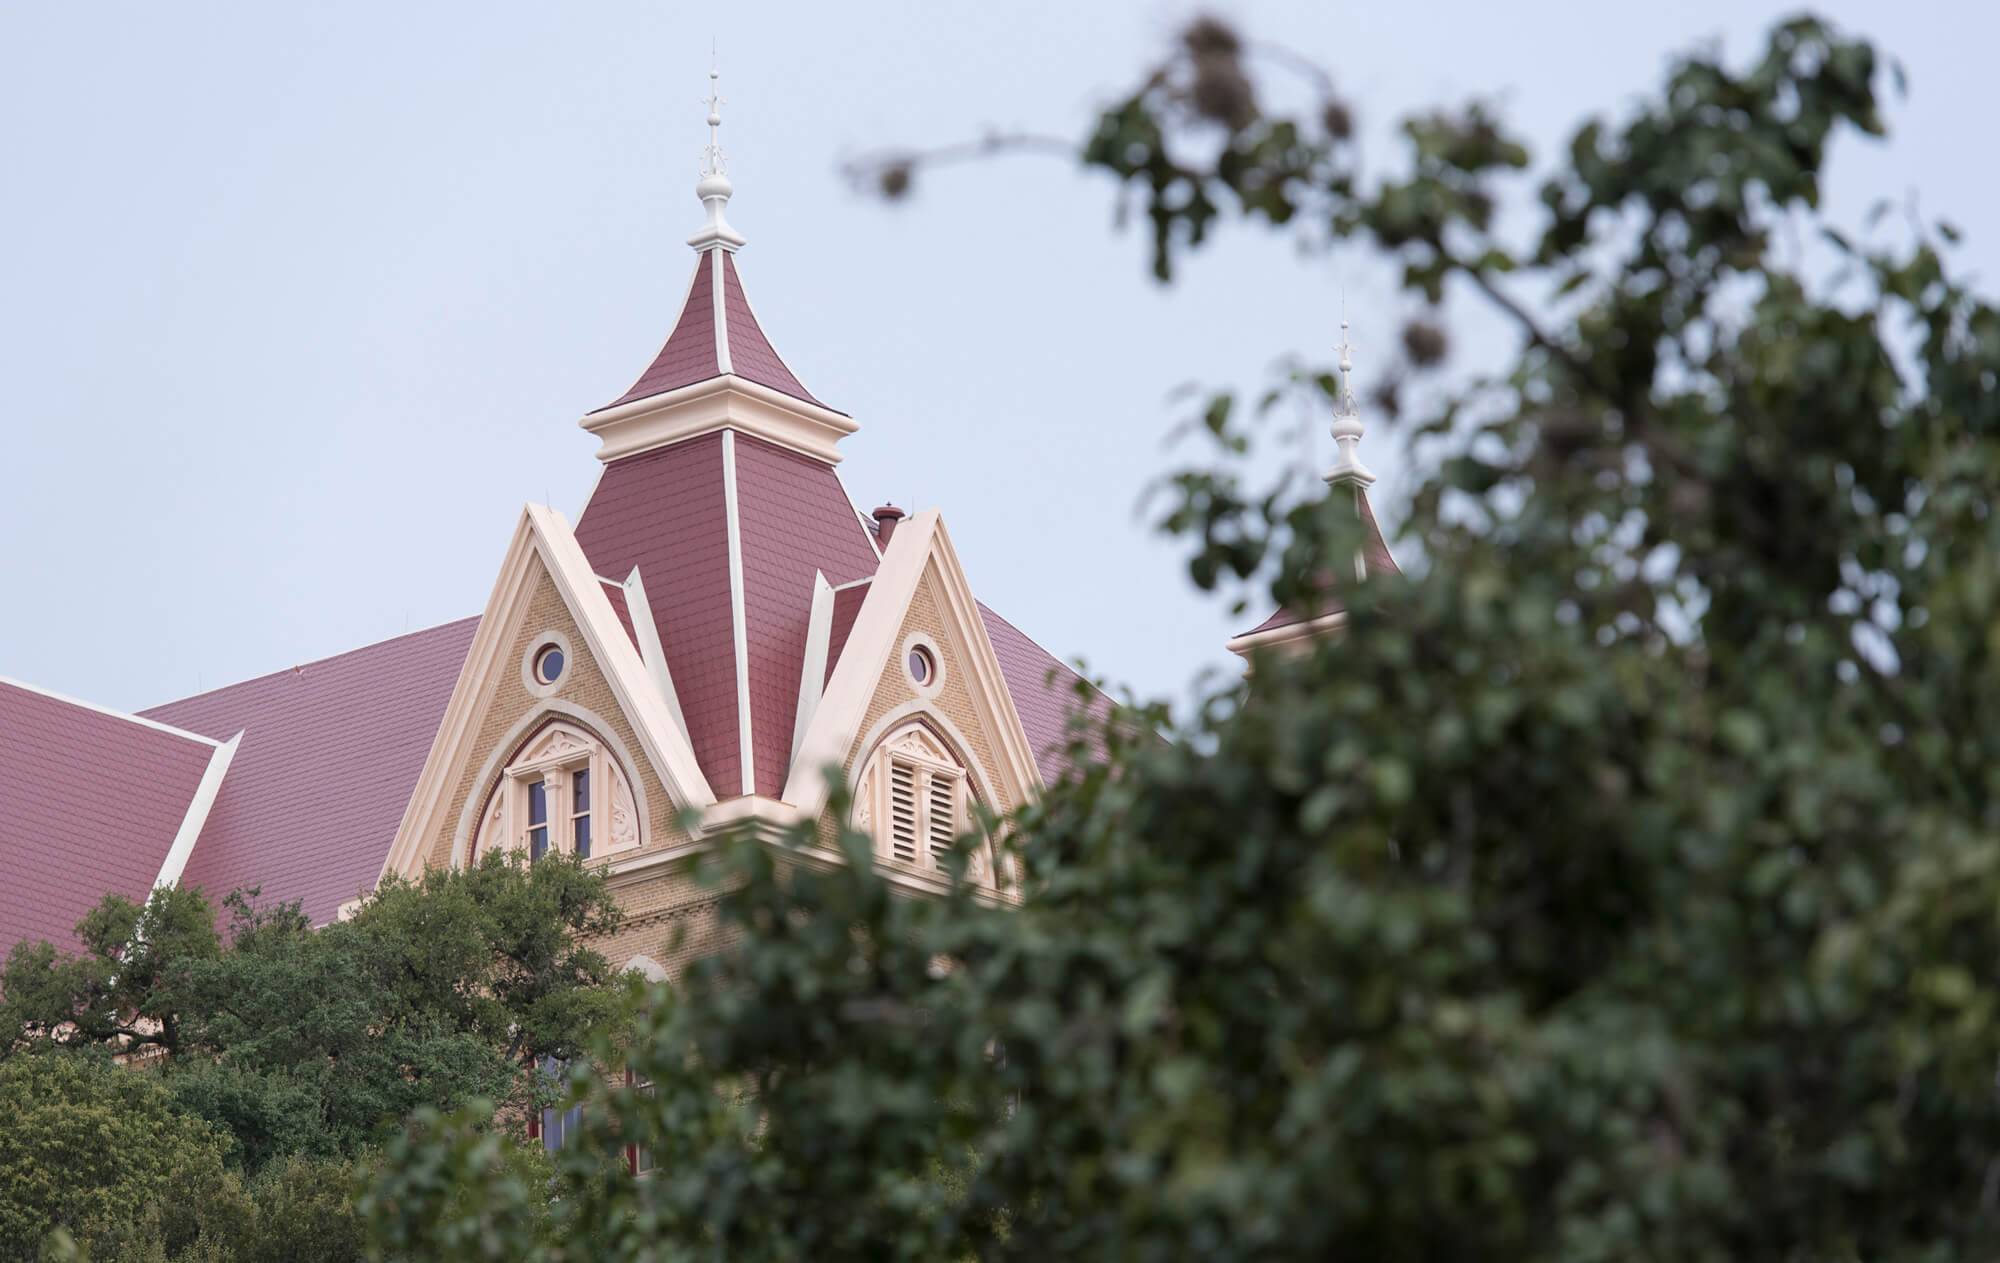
533;644;566;686
907;645;935;687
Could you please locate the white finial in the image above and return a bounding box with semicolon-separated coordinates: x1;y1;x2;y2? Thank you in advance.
1324;319;1375;487
689;58;746;253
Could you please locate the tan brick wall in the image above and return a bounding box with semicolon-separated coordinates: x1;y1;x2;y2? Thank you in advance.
426;562;721;969
841;564;1017;816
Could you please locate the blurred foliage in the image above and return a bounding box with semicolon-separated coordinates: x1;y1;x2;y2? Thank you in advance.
0;854;622;1258
292;10;2000;1259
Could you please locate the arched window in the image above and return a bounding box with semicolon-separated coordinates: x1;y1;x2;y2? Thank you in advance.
852;720;990;884
473;721;640;862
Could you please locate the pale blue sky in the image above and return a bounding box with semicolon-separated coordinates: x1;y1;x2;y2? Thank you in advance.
2;2;1993;713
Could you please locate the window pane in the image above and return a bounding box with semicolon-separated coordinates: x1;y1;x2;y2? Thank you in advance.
573;768;590;812
574;813;591;859
528;780;548;824
529;826;548;862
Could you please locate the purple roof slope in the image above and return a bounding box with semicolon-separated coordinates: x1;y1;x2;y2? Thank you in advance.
734;435;879;797
142;618;477;927
977;604;1113;786
602;252;828;412
0;681;218;956
574;434;741;795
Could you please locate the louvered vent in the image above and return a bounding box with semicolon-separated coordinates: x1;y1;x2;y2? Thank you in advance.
926;772;957;870
888;761;919;865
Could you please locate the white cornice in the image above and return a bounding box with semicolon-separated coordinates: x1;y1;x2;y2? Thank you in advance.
153;731;240;890
1224;609;1349;659
580;374;857;466
791;570;834;770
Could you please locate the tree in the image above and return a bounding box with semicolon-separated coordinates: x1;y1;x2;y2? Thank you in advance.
0;1052;247;1262
0;851;623;1170
368;12;2000;1259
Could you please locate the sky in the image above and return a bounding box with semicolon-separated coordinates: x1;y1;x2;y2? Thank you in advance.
2;2;1995;716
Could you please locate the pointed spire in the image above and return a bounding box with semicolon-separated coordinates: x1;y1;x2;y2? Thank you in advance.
689;61;746;253
1323;320;1375;487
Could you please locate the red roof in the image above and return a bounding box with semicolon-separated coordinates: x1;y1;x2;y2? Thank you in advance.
573;431;877;799
572;433;742;792
141;618;477;927
601;249;829;412
0;681;219;956
978;604;1113;786
733;435;879;796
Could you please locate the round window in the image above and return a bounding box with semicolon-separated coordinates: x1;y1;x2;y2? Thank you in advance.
907;645;935;687
533;644;566;686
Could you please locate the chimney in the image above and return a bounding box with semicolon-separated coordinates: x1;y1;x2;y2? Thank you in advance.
871;503;906;549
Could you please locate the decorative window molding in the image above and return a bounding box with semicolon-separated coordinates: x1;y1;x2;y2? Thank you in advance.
521;630;576;699
900;631;945;698
472;719;641;863
851;719;989;885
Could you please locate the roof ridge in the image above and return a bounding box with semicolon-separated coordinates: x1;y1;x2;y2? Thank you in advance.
142;615;481;713
0;674;224;749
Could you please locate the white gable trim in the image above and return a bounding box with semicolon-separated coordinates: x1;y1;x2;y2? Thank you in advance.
620;567;693;752
781;510;1042;820
791;570;835;769
380;505;716;883
528;504;716;810
152;731;240;890
579;374;858;466
721;429;756;797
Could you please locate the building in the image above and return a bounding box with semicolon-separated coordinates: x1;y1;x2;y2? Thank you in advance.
0;80;1119;975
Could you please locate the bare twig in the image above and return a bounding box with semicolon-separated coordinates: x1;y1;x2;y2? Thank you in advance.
841;130;1076;194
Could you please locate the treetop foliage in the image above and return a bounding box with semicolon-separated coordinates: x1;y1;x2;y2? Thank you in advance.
365;11;2000;1262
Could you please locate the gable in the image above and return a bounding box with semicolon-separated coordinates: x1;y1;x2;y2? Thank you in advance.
423;557;693;873
844;568;1021;818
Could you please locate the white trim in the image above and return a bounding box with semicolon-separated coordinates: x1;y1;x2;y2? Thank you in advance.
528;505;716;809
830;575;874;593
0;675;222;749
709;249;732;376
520;630;575;699
580;373;858;466
901;631;945;698
781;510;1043;819
850;701;1002;825
621;567;692;752
791;570;835;770
381;505;717;884
1224;609;1349;658
721;430;756;797
154;731;239;889
449;699;654;869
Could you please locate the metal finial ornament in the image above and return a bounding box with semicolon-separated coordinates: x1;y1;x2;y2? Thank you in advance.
688;57;746;253
1324;318;1376;487
701;64;726;177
